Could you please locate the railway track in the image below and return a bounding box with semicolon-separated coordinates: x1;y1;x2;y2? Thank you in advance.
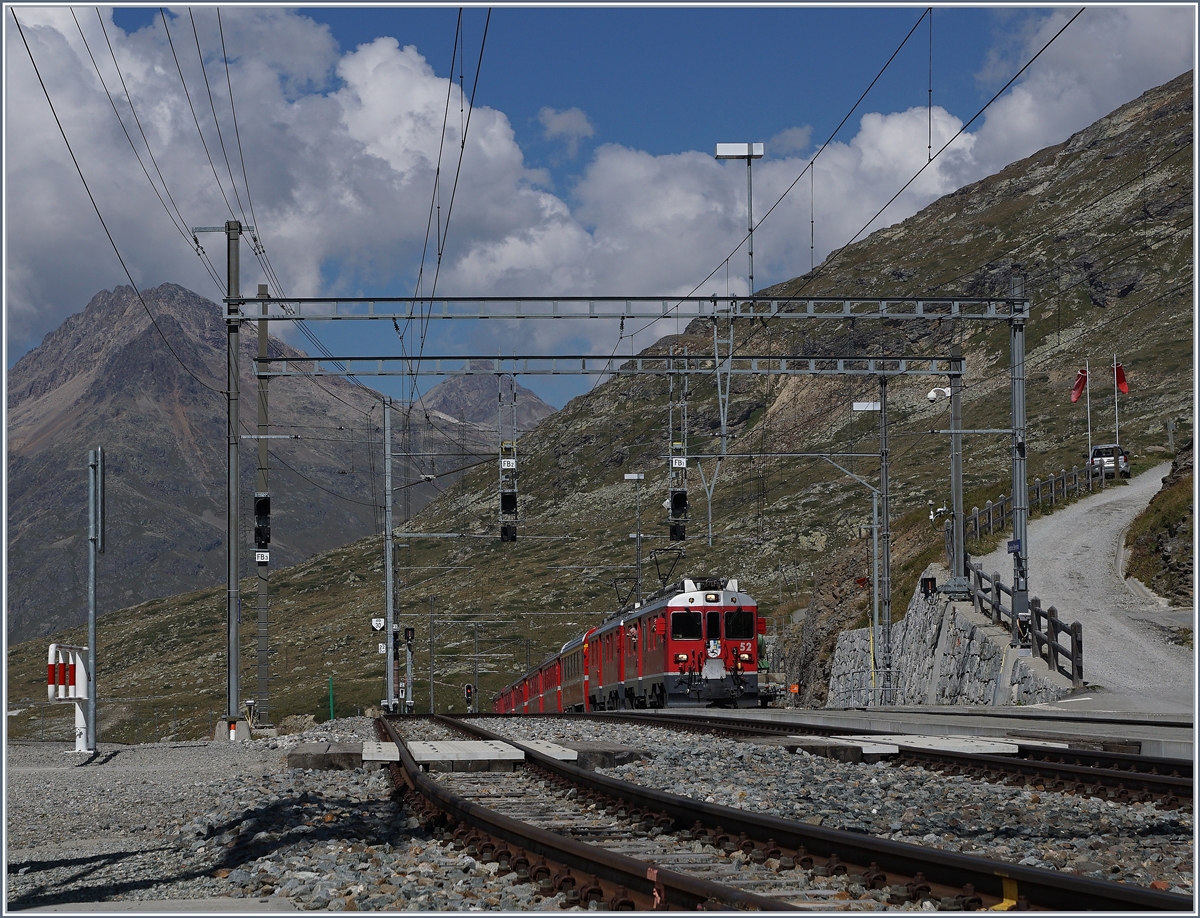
379;715;1192;910
577;711;1193;809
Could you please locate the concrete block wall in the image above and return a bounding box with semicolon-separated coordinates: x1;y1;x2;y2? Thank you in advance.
826;564;1071;707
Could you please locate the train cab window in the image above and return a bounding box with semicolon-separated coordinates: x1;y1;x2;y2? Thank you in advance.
706;610;721;642
725;608;755;639
670;610;702;640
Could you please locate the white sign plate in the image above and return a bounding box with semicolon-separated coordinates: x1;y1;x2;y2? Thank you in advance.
377;643;387;654
371;618;385;631
852;401;881;412
255;550;270;563
671;458;687;468
500;458;516;469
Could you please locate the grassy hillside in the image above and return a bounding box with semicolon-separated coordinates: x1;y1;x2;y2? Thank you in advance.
7;73;1192;735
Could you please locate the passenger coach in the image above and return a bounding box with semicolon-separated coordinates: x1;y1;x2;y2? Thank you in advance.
495;577;763;713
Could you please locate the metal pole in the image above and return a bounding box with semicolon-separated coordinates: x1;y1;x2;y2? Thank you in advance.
384;398;395;710
746;156;755;298
405;634;414;714
878;376;892;705
950;346;965;584
871;489;879;703
225;220;242;728
473;623;479;713
1011;300;1030;638
255;286;269;726
428;596;435;715
635;478;642;604
1085;357;1092;457
1113;353;1120;444
86;448;100;752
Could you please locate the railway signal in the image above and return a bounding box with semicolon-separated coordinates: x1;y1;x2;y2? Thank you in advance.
253;493;270;550
465;683;474;711
499;443;518;542
667;446;688;541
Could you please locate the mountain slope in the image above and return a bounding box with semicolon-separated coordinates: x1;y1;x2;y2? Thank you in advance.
6;284;551;643
5;72;1191;724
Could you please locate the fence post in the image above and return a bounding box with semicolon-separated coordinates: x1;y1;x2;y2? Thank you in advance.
990;571;1003;626
1071;621;1084;686
970;506;980;541
1047;605;1060;675
985;500;994;535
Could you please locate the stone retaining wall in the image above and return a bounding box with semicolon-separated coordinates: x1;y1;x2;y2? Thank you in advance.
826;564;1070;707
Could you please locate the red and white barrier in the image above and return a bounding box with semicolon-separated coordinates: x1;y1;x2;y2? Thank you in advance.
47;643;91;751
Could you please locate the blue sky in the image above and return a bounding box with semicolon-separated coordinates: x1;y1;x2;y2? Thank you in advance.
8;5;1196;407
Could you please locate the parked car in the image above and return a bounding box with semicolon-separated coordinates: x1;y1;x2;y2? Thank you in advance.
1087;443;1130;478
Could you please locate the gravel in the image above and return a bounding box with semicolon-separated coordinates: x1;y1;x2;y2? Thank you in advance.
472;716;1194;896
7;714;1192;910
6;719;557;911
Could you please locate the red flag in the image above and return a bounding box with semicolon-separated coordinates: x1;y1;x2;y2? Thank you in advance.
1115;363;1129;394
1070;368;1087;403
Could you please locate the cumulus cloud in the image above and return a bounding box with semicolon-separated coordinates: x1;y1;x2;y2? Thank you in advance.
537;105;595;158
4;5;1193;373
768;126;813;157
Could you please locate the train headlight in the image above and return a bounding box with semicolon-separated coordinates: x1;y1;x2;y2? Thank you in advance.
704;592;719;603
674;653;688;663
738;652;752;662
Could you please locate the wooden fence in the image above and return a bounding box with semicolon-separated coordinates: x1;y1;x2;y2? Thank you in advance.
941;549;1084;687
962;463;1105;542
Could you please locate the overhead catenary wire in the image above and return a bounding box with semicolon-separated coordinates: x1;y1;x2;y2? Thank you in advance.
11;7;222;396
80;8;225;291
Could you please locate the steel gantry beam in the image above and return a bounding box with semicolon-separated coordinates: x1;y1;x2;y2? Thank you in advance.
236;294;1026;322
255;354;963;378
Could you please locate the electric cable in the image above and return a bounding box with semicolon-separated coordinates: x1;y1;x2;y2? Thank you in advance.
82;8;225;291
11;7;222;395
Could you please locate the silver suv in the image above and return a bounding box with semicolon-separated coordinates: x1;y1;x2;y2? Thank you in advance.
1088;443;1130;479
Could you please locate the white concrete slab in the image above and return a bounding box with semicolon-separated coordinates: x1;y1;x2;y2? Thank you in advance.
406;740;525;764
361;741;399;762
837;734;1020;755
787;735;900;756
522;739;579;761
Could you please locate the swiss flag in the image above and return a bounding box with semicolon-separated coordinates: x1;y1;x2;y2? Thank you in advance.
1115;363;1129;394
1070;368;1087;403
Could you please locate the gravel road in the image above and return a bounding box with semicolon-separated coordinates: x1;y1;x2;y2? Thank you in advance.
971;463;1193;714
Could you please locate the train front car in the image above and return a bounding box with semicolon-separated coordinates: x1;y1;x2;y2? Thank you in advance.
661;578;762;707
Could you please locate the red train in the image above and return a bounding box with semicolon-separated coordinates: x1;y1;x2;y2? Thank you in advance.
494;577;763;713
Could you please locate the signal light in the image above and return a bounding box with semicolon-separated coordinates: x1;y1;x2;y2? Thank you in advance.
670;490;688;519
254;493;271;548
670;522;686;542
500;491;517;514
465;684;474;704
501;523;517;543
404;627;415;644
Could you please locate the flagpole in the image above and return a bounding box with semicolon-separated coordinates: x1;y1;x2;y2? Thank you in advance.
1085;358;1092;456
1113;353;1120;445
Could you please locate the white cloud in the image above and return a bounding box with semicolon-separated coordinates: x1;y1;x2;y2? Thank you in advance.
768;126;813;156
537;106;595;158
4;5;1193;372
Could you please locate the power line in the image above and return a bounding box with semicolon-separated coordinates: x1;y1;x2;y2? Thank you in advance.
11;7;222;396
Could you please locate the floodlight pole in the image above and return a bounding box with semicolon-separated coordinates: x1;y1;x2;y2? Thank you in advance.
384;397;395;709
625;473;645;604
715;142;764;299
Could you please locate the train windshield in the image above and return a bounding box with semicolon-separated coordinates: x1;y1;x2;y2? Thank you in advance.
725;608;755;639
670;610;703;640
